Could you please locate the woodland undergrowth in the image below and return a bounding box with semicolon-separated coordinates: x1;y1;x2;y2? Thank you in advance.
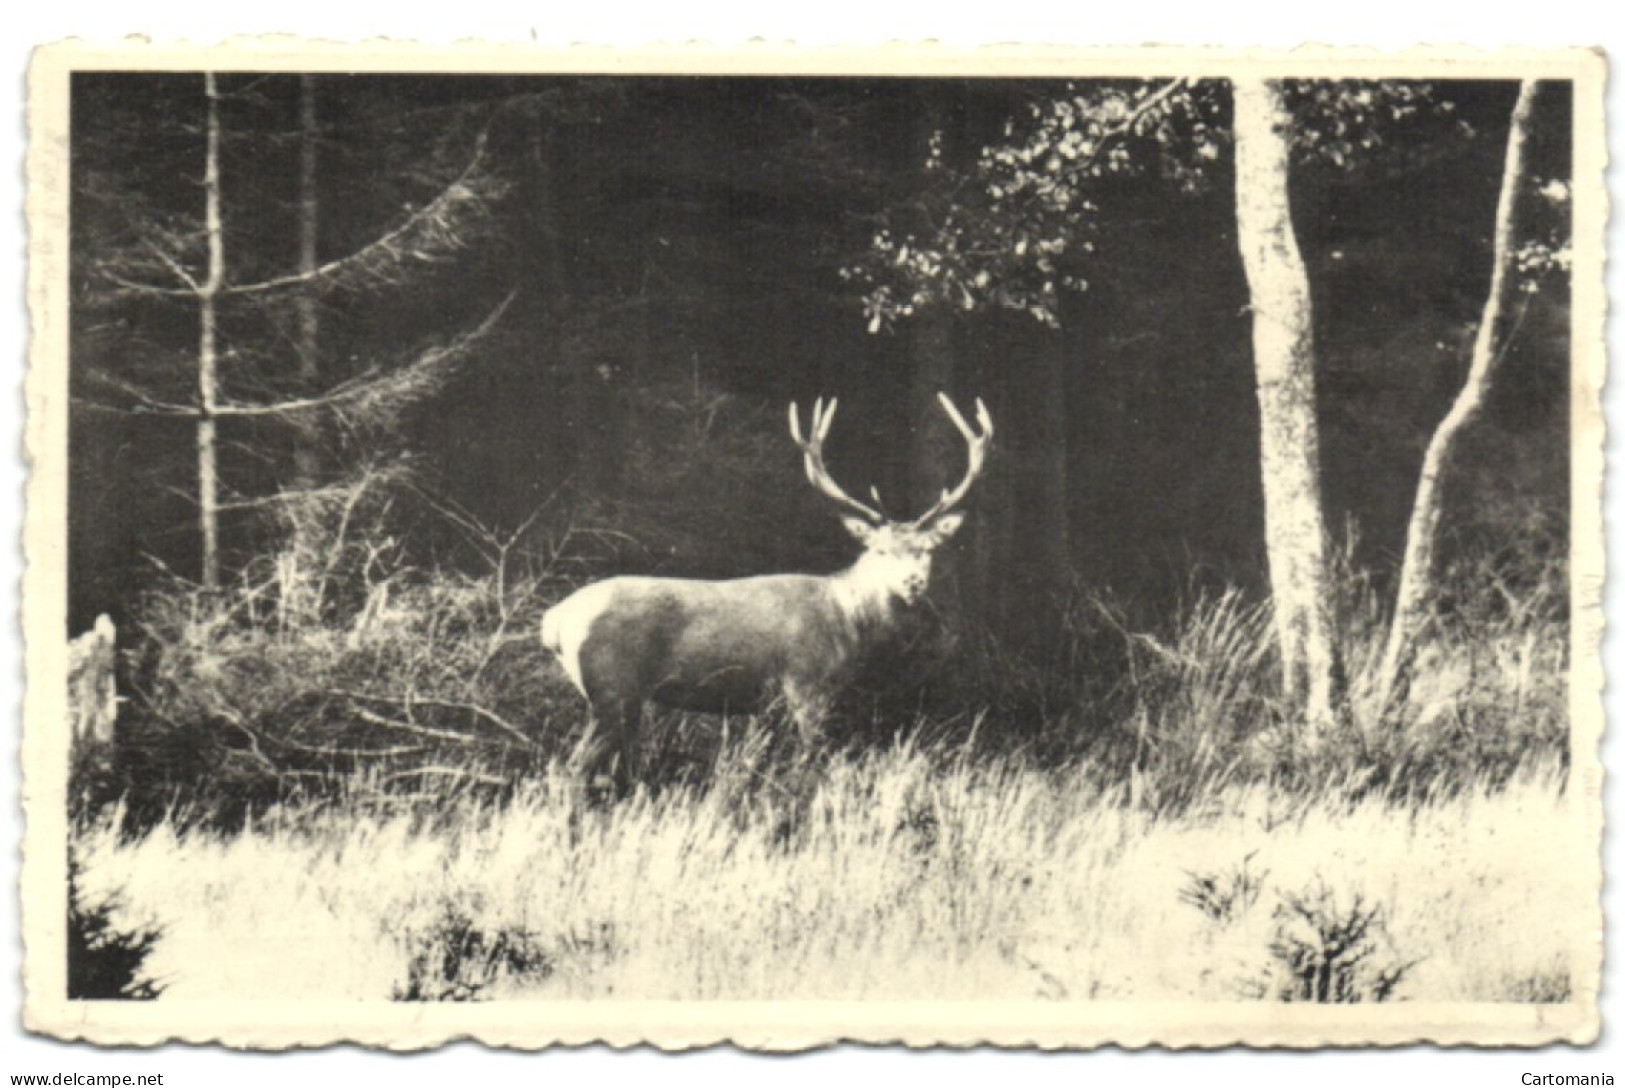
68;500;1572;1003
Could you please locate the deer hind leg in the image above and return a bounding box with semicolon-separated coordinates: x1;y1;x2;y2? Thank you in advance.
576;636;648;796
585;698;642;796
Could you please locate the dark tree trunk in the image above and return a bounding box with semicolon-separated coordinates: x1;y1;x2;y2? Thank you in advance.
285;73;324;613
957;331;1005;636
909;310;959;510
296;74;320;392
1023;328;1072;646
907;85;963;516
905;85;968;620
522;107;575;489
508;102;620;505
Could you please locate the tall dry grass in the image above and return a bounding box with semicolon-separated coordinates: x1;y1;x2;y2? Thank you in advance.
68;506;1573;1003
72;745;1572;1002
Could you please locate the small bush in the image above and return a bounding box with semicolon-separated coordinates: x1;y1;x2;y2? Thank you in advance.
1254;881;1418;1003
1500;963;1572;1003
1180;852;1268;925
67;856;162;1000
393;905;556;1002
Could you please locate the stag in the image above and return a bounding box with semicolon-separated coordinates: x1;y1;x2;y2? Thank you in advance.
540;393;993;787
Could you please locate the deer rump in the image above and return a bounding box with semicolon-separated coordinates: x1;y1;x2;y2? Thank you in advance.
545;574;869;717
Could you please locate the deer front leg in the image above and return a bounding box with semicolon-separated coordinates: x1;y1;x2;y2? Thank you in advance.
608;698;644;794
783;680;830;751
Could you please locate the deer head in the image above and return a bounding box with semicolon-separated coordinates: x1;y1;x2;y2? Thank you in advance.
788;392;993;606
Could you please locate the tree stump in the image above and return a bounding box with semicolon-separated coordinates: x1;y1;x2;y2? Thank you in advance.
68;614;118;756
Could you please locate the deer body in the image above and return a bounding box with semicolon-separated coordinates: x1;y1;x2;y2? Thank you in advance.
546;571;882;720
542;395;989;787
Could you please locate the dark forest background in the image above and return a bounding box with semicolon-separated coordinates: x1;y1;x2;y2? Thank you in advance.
68;74;1570;654
59;72;1580;1009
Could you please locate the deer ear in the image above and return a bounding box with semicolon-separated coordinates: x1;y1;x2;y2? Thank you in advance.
925;512;965;545
842;516;877;543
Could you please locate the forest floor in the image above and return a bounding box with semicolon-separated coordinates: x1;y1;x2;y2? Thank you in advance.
72;739;1575;1003
65;532;1579;1005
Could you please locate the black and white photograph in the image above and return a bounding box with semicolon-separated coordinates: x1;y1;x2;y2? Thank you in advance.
20;42;1605;1049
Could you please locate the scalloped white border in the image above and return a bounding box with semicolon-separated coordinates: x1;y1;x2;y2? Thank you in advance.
20;40;1607;1050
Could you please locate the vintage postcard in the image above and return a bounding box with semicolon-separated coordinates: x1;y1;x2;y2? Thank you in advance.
23;41;1606;1048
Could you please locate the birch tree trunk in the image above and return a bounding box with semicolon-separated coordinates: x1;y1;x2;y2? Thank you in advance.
1231;78;1345;732
198;72;225;588
1377;80;1539;710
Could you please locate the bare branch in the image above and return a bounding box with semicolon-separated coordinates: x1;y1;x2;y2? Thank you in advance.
85;292;515;427
79;370;200;417
141;234;203;293
332;689;535;749
215;291;514;428
381;766;508;788
225;131;504;298
85;205;207;299
402;697;536;748
350;706;479;746
94;268;199;300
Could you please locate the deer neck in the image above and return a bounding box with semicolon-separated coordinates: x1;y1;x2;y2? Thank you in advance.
829;552;906;634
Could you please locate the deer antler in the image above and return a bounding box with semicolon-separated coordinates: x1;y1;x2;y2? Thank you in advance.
788;398;885;524
908;392;994;527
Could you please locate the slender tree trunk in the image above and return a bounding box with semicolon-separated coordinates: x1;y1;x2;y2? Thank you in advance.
517;107;574;487
198;72;225;588
282;75;325;602
1378;80;1539;710
277;75;327;619
296;74;320;391
1231;79;1344;731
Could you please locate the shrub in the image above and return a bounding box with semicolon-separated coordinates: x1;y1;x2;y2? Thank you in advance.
392;904;558;1002
67;855;162;1000
1180;852;1269;925
1253;881;1418;1003
82;476;590;832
